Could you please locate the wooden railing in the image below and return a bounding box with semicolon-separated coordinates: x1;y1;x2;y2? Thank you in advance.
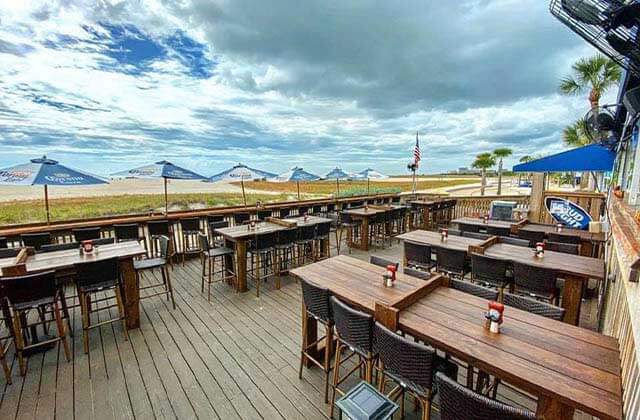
448;195;530;219
538;190;606;224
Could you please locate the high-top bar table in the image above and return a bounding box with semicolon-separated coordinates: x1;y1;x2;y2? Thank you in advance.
292;255;622;420
452;216;514;230
342;205;395;251
514;222;606;257
0;241;147;329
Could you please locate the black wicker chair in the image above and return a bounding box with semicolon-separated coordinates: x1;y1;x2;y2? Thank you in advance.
257;210;272;221
248;231;278;297
450;278;498;301
405;242;435;271
404;267;431;280
501;236;531;247
458;223;481;233
436;372;536;420
369;255;398;270
72;227;101;242
147;220;175;262
114;223;143;243
206;214;225;224
517;229;545;247
299;279;334;403
315;222;331;260
329;296;376;419
208;220;229;248
93;237;116;246
439;228;462;236
512;262;558;303
198;234;234;301
503;292;565;321
462;231;490;240
375;323;457;420
135;235;176;308
40;242;80;253
486;226;511;237
470;253;510;290
279;207;291;218
233;212;251;226
0;237;6;249
435;247;468;278
548;232;581;245
0;270;71;377
74;257;128;353
296;225;317;266
179;218;202;265
275;228;297;275
21;232;51;251
545;241;579;255
0;248;20;259
336;212;361;253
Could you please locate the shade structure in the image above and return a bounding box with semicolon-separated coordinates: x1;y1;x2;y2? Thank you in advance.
0;156;107;223
209;163;276;182
111;160;207;214
271;166;320;182
512;144;616;173
356;168;388;180
323;167;353;179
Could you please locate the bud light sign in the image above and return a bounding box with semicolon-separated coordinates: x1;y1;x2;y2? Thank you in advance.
544;197;592;230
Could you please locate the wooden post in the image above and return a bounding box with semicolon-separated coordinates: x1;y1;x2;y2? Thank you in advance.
120;257;140;329
297;180;301;200
336;178;340;196
367;178;370;195
529;173;545;222
163;177;169;215
44;184;51;224
241;178;247;206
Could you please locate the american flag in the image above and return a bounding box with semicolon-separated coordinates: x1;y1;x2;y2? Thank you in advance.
414;131;421;167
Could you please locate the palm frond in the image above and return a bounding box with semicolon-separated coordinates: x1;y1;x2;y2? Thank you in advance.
493;148;513;158
559;77;582;95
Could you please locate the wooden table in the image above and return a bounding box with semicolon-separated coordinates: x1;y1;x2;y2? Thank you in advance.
452;216;514;230
342;206;395;251
283;215;333;258
292;256;622;420
215;222;287;293
408;200;436;229
515;222;606;257
398;230;484;253
399;287;621;420
482;242;605;325
0;241;147;329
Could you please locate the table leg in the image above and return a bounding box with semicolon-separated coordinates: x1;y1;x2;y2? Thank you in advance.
422;207;429;229
302;303;320;368
224;239;235;287
561;275;584;325
360;217;369;251
235;239;248;293
536;395;575;419
120;258;140;329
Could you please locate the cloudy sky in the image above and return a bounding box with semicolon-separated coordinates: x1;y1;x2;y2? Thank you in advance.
0;0;607;176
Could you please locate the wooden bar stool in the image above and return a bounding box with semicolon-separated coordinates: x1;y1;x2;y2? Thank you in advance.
198;234;235;301
179;218;202;265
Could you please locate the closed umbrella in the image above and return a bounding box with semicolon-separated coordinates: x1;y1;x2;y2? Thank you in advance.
324;167;352;196
271;166;320;200
111;160;207;214
0;156;108;224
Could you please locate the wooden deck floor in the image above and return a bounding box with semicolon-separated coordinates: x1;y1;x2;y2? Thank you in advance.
0;240;598;419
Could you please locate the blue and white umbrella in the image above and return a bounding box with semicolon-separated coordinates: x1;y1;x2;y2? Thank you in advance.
111;160;207;214
357;168;388;180
209;163;276;182
323;167;354;196
0;156;108;223
271;166;320;200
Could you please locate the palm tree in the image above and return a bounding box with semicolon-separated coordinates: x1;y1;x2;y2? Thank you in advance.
559;54;621;110
562;119;590;147
472;152;496;196
493;148;512;195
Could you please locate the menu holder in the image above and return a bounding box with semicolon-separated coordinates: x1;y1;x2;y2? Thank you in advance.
468;235;500;255
1;248;30;277
510;218;530;235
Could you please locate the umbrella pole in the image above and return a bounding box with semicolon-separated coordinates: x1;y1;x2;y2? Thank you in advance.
336;178;340;196
297;181;301;200
164;177;168;215
44;184;51;224
367;178;370;195
241;178;247;206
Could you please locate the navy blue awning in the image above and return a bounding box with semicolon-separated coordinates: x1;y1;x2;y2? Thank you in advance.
513;144;616;172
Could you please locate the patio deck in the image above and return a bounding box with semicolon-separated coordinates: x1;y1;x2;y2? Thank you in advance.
0;240;598;419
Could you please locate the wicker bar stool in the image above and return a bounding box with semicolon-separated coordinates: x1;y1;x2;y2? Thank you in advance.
74;258;128;354
369;255;398;269
257;210;272;221
517;229;545;247
375;323;458;420
315;222;331;260
486;225;511;237
501;236;530;247
434;247;468;278
72;227;102;242
450;278;498;300
336;212;361;253
512;262;559;304
548;232;581;245
114;223;144;243
279;207;292;218
1;271;71;376
436;372;536;420
405;242;435;272
0;315;11;384
470;253;510;291
329;296;376;419
134;235;176;309
234;212;251;226
179;218;202;265
198;234;235;301
208;220;229;248
21;232;51;251
404;267;431;280
462;231;490;240
296;224;317;266
503;292;565;320
458;223;481;233
248;231;278;297
0;237;7;249
275;228;297;275
545;241;579;255
299;279;334;403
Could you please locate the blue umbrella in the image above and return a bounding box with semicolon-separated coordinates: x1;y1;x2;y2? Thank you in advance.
0;156;108;224
271;167;320;199
209;163;277;182
111;160;207;214
324;167;353;196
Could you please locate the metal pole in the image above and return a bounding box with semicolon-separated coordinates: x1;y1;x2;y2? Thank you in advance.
367;178;370;195
164;177;169;215
297;180;301;200
44;184;51;224
336;178;340;196
412;169;417;195
241;178;247;206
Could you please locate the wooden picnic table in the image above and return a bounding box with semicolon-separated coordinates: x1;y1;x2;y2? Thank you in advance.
0;241;147;329
452;216;514;230
482;242;605;325
342;205;396;251
291;255;622;420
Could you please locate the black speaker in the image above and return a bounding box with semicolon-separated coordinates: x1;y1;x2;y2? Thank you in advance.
623;85;640;117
